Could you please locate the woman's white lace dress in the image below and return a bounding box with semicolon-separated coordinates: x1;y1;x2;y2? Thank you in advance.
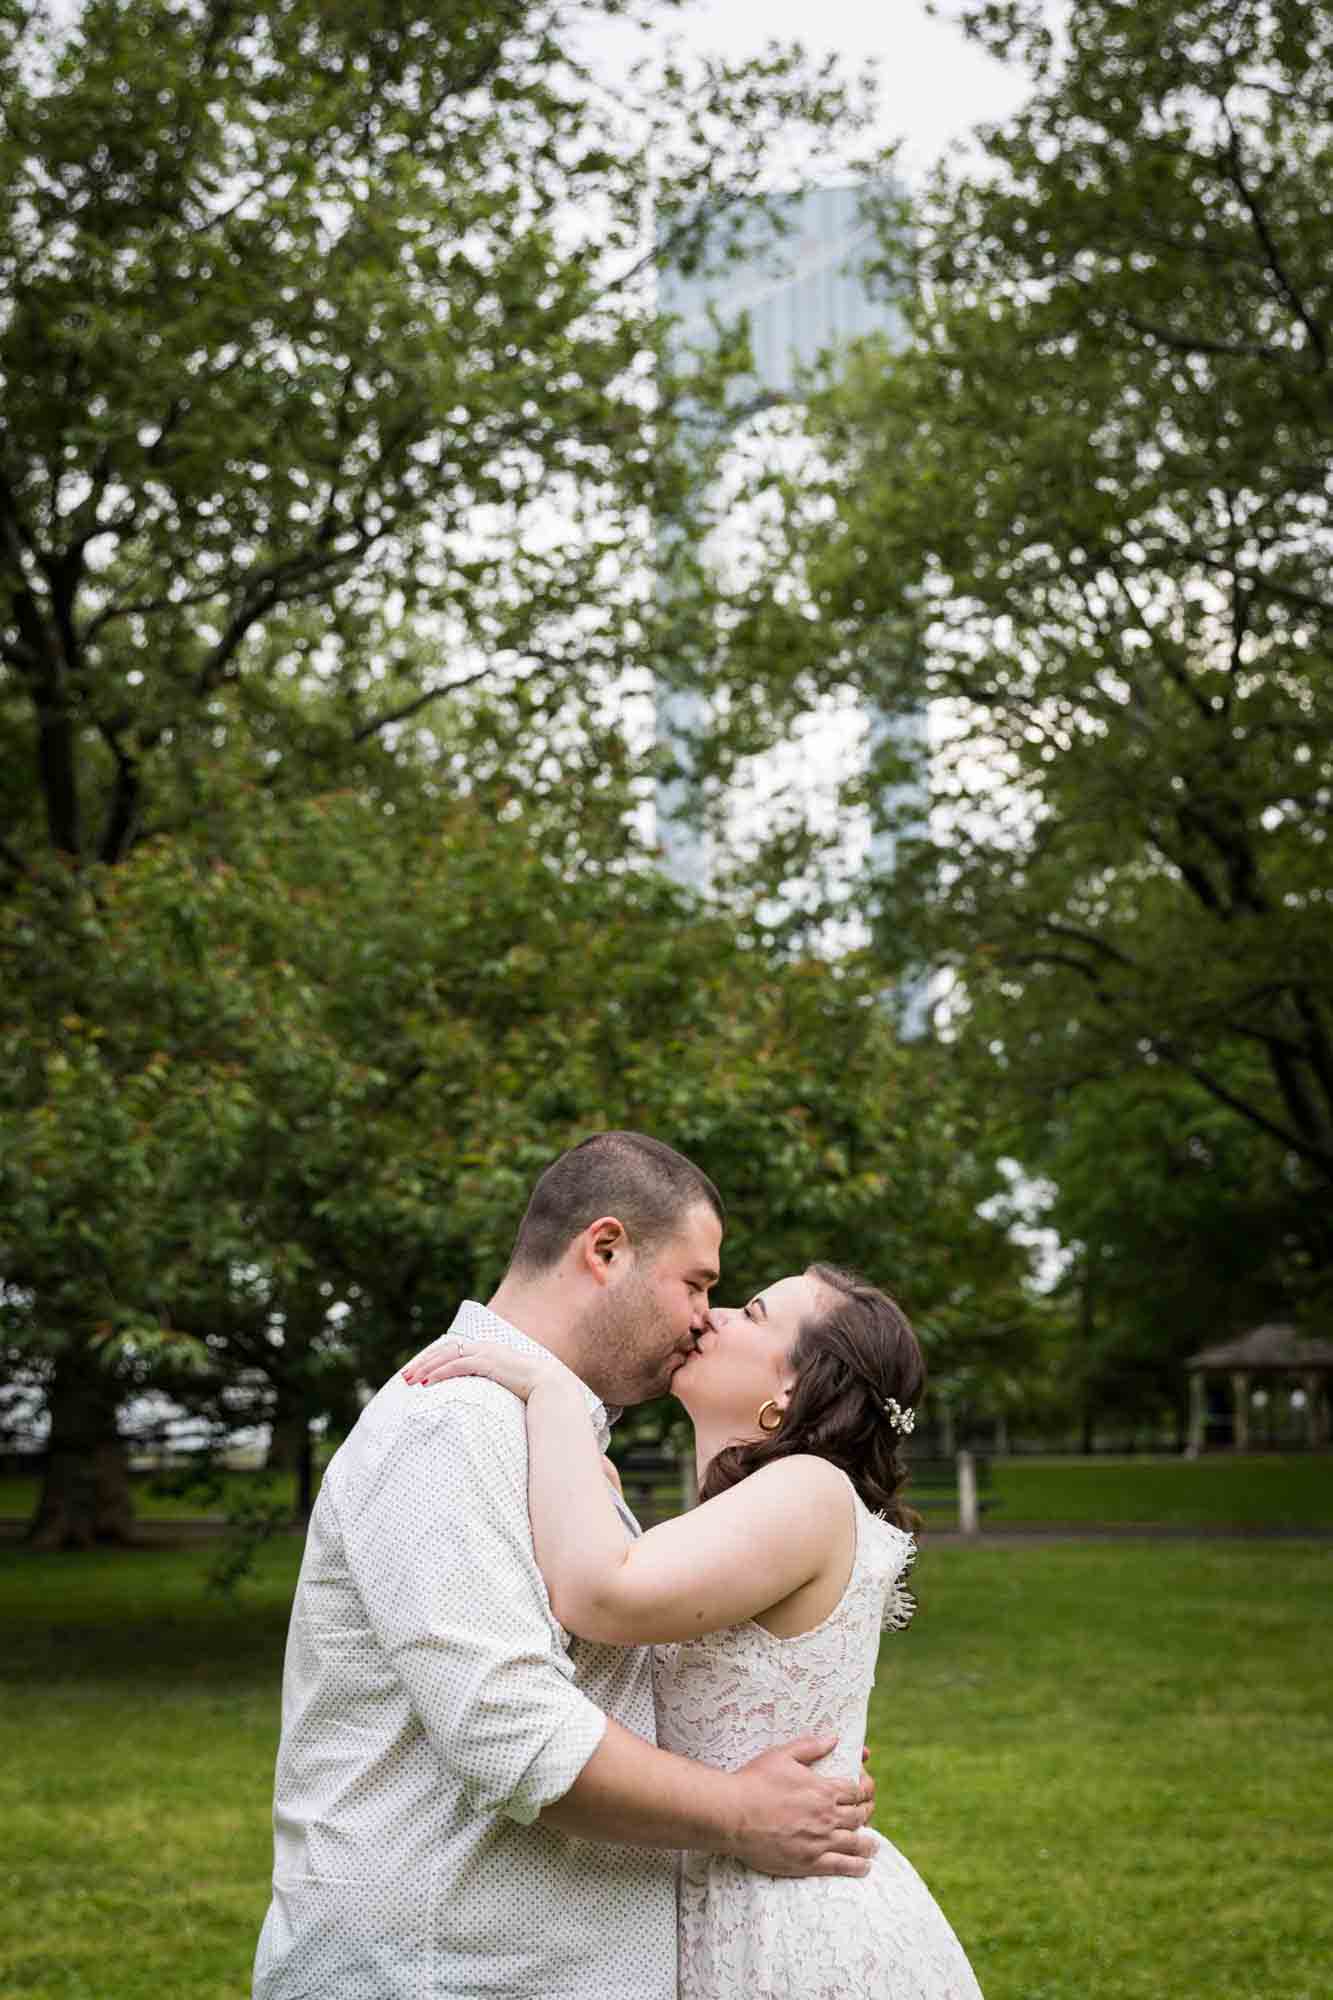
652;1485;985;2000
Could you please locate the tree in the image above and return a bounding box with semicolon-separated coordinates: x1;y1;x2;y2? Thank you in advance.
0;0;872;869
1012;1065;1313;1444
781;0;1333;1278
2;775;1025;1545
1;0;881;1537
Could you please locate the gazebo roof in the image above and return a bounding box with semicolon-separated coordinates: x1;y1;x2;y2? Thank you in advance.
1186;1323;1333;1373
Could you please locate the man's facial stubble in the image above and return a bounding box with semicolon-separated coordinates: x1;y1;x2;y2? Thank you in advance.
575;1258;683;1407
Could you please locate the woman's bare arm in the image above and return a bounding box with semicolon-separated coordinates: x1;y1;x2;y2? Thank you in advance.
531;1375;849;1643
405;1342;852;1644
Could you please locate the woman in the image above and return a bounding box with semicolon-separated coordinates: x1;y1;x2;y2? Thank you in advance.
405;1263;984;2000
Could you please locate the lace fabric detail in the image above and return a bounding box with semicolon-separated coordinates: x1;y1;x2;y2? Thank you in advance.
879;1517;918;1633
653;1489;984;2000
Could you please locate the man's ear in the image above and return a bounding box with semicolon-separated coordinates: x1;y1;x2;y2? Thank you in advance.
582;1215;628;1284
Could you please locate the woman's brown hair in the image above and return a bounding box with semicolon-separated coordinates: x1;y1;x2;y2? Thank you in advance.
696;1262;926;1529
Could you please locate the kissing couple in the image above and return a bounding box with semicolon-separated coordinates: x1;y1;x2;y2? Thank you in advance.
253;1130;984;1999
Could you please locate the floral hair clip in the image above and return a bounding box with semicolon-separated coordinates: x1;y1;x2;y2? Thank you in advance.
882;1397;916;1436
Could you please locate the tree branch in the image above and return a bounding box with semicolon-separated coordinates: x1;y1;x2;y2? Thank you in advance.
1032;918;1136;968
84;578;234;642
1009;948;1114;987
0;836;33;880
97;722;141;865
1265;1036;1332;1148
1179;1051;1332;1178
1288;986;1333;1119
1179;555;1333;624
350;669;491;744
1115;308;1283;364
190;527;375;700
1221;111;1328;368
350;653;561;744
0;472;82;856
193;588;282;697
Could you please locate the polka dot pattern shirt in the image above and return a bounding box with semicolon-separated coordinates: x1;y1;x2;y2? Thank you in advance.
253;1300;676;2000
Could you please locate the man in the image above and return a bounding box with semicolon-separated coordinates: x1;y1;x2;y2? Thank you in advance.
253;1130;875;2000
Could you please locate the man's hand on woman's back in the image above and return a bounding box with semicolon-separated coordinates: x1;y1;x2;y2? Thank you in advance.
726;1735;876;1879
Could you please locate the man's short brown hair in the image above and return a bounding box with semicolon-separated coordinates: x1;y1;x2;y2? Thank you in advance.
508;1131;724;1275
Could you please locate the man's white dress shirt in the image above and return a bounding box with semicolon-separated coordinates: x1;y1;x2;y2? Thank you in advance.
253;1300;677;2000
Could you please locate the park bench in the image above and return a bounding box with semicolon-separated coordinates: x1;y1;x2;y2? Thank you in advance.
902;1451;997;1534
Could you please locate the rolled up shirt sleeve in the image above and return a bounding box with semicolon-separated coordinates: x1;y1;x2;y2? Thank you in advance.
342;1384;609;1824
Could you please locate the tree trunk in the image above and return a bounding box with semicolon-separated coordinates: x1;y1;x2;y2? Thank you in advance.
295;1421;315;1524
28;1370;135;1549
266;1407;315;1524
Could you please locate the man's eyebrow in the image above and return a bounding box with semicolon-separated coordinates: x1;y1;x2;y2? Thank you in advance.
692;1267;720;1287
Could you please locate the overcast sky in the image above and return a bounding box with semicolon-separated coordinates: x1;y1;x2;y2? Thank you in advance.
585;0;1034;182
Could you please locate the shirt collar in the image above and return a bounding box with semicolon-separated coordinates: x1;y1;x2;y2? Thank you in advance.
450;1300;616;1453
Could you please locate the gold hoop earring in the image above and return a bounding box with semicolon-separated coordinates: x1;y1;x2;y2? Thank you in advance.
756;1398;783;1433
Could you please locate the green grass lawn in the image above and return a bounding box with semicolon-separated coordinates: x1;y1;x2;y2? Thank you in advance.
987;1451;1333;1529
2;1537;1329;2000
877;1541;1332;2000
4;1450;1332;1533
0;1467;315;1525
